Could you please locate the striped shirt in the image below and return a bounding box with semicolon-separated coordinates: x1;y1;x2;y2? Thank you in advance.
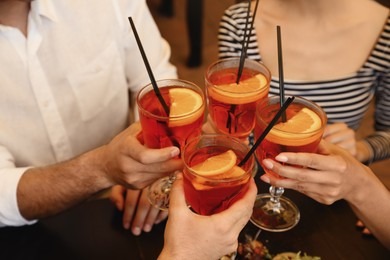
218;2;390;163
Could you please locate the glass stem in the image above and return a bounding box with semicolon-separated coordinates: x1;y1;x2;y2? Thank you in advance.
269;185;284;208
162;172;177;193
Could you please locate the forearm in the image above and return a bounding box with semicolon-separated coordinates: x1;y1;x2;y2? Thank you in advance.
17;146;113;220
347;169;390;249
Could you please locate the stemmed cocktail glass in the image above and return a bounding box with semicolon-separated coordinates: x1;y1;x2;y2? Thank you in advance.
137;79;205;210
251;95;327;231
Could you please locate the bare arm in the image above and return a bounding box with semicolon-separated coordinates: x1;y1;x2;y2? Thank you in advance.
17;123;182;220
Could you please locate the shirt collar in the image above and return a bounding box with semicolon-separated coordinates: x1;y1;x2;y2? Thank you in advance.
31;0;58;23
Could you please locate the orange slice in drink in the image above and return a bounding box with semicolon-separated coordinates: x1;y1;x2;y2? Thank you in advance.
208;73;269;105
168;88;204;127
214;165;246;179
268;107;323;146
191;165;246;190
190;149;237;177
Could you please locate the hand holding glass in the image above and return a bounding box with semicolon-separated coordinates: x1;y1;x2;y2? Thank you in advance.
182;134;255;215
137;79;205;210
251;95;327;231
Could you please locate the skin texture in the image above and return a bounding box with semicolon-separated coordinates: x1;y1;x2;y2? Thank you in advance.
17;123;183;220
260;141;390;250
109;186;168;235
158;174;258;260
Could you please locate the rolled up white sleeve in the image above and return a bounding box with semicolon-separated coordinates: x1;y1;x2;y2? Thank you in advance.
0;147;37;227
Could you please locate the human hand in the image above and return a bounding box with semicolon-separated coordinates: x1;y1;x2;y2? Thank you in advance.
260;140;371;205
323;122;357;157
159;173;257;260
109;185;168;236
96;122;183;189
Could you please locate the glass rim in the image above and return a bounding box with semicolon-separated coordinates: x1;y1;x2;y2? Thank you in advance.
182;134;255;182
204;57;272;91
136;79;205;121
256;95;328;136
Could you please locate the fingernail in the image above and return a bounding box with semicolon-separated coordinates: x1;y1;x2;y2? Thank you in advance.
143;224;152;232
261;175;270;184
132;227;141;236
275;155;288;162
171;147;180;157
262;159;273;169
123;223;129;230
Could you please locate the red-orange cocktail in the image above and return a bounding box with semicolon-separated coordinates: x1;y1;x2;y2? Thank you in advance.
137;79;205;150
137;79;205;210
182;134;255;216
205;58;270;139
251;95;327;232
254;96;327;178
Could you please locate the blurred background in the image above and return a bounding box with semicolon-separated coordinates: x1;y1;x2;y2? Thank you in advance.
147;0;390;188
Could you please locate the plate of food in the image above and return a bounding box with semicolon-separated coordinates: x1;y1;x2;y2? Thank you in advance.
234;232;320;260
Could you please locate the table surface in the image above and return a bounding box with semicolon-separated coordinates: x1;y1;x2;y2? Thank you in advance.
0;180;389;260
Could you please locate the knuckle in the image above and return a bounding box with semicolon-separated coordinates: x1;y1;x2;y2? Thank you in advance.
322;198;335;205
327;189;340;199
336;157;348;172
138;152;150;164
295;182;305;192
296;172;308;182
213;220;230;234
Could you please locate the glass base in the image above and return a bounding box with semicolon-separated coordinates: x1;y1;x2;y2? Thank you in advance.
147;175;175;211
250;194;300;232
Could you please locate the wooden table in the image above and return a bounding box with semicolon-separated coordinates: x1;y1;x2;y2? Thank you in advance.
0;181;389;259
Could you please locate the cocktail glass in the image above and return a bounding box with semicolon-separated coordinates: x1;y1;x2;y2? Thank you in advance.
182;134;255;216
251;95;327;231
205;58;270;140
137;79;205;210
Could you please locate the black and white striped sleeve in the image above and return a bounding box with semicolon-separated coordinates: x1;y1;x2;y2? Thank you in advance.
218;3;260;61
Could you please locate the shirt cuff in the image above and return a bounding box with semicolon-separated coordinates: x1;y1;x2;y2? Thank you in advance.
0;167;37;227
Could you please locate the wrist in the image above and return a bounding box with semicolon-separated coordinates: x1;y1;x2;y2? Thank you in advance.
356;140;373;164
80;146;115;189
344;164;373;205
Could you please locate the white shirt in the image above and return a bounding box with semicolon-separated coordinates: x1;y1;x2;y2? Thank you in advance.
0;0;177;227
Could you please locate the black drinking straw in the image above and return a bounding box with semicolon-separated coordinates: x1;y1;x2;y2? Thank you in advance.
236;0;252;84
238;96;295;167
236;0;260;83
277;25;287;122
128;17;170;116
227;0;260;132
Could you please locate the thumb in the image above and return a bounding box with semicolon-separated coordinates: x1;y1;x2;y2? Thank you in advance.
168;173;188;212
216;178;257;233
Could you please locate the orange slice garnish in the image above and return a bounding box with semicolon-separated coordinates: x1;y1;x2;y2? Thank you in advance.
190;150;237;177
208;73;269;104
268;107;323;146
168;88;204;127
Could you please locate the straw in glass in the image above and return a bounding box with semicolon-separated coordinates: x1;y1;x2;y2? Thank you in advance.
277;25;286;122
128;17;170;116
236;0;260;83
226;0;260;132
238;96;295;167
